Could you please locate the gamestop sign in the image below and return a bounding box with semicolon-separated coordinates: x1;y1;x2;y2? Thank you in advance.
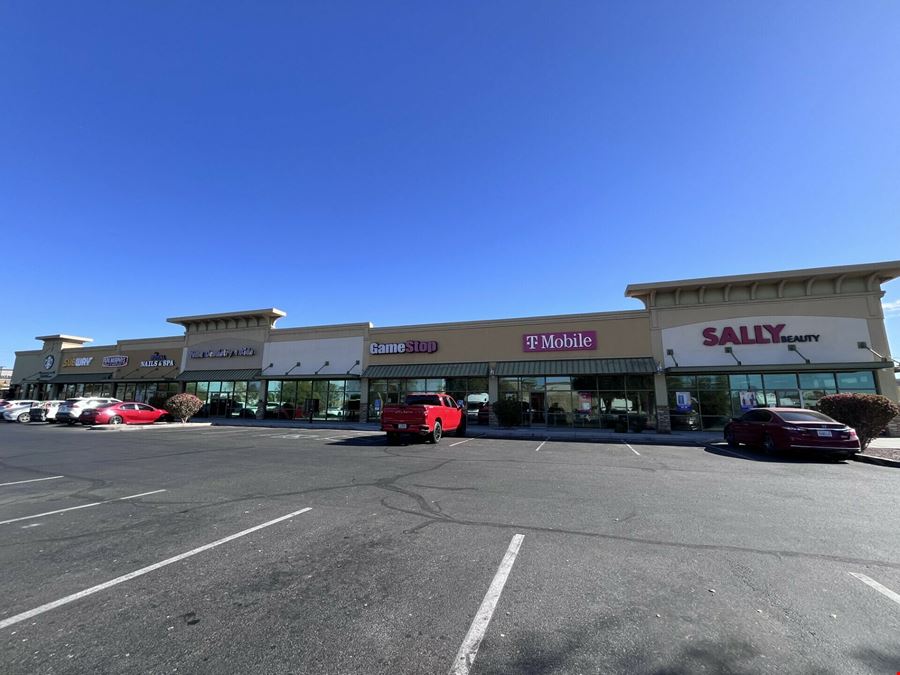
522;331;597;353
370;340;438;355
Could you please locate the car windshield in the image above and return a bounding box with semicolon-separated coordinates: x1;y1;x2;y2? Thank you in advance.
778;410;835;423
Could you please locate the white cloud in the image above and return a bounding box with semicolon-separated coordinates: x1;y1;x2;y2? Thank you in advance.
883;299;900;315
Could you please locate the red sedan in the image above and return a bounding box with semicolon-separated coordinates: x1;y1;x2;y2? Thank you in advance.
80;402;169;426
723;407;860;458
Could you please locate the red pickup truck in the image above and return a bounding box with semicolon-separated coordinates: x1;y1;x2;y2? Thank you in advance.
381;393;466;444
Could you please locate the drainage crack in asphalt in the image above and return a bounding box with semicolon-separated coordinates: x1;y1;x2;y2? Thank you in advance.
377;500;900;571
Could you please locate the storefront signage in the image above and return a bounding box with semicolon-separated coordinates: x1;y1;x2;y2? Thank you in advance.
189;347;255;359
43;355;55;370
370;340;438;355
140;352;176;368
702;324;821;346
63;357;94;367
675;391;692;412
522;331;597;353
102;355;129;368
739;391;758;410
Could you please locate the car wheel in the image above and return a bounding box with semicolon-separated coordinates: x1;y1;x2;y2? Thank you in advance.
762;433;777;455
429;421;443;444
109;415;123;425
18;413;30;423
724;428;737;447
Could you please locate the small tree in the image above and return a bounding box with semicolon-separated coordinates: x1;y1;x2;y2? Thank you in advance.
492;399;523;427
165;393;203;423
818;393;900;450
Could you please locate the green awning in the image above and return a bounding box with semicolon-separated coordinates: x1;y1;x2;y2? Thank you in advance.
49;373;113;384
495;358;658;377
362;362;489;379
113;367;180;382
176;369;262;382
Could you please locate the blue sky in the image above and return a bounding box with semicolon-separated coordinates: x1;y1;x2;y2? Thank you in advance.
2;1;899;370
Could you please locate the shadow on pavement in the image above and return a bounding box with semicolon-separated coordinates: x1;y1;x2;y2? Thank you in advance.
704;442;850;464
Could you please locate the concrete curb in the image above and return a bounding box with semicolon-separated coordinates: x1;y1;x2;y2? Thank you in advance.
88;422;214;431
851;453;900;468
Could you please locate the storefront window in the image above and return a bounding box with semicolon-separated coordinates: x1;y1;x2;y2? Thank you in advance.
799;373;836;390
763;373;798;389
836;371;875;391
729;374;763;390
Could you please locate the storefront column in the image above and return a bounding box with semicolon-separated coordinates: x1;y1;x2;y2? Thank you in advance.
488;368;499;427
654;372;671;433
257;380;268;419
359;380;369;423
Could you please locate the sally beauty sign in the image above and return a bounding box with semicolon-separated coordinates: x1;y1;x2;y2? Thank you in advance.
522;331;597;353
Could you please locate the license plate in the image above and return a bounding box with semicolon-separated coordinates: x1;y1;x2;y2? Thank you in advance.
398;423;407;429
816;429;833;437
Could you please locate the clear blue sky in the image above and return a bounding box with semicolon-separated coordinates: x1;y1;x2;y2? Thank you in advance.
2;1;899;370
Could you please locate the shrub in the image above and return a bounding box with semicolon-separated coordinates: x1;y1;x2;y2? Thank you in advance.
818;393;900;450
492;399;523;427
165;393;203;423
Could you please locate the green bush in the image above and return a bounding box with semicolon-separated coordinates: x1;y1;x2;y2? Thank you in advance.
165;393;203;423
818;393;900;450
492;399;523;427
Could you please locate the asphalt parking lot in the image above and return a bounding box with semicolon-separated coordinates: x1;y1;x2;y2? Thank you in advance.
1;423;899;674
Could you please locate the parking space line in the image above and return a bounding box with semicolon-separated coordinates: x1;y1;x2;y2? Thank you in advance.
449;533;525;675
0;476;64;487
0;489;167;525
849;572;900;607
449;438;474;447
0;507;313;630
534;439;548;452
624;443;640;456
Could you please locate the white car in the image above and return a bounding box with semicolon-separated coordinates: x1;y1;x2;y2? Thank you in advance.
56;397;121;425
2;401;41;423
29;400;65;423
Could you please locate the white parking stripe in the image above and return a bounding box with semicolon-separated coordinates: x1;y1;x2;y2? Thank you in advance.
0;489;167;525
535;440;548;452
449;438;474;447
850;572;900;607
624;443;640;456
449;534;525;675
0;476;64;487
0;507;312;630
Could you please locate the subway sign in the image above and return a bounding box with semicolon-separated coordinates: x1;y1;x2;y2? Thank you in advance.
522;331;597;353
63;357;94;367
370;340;438;355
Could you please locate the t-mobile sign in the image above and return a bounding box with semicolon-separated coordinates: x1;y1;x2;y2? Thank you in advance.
522;331;597;353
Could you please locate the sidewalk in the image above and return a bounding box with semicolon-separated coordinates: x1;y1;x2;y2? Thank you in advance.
208;417;720;446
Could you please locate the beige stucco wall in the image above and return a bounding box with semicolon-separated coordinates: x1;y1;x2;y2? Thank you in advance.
365;311;652;367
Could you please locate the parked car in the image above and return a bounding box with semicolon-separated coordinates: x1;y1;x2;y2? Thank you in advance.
723;407;860;459
56;397;121;425
79;402;169;426
29;400;65;423
2;401;41;423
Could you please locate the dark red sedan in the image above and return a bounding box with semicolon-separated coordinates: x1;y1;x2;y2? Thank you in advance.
79;402;169;426
723;407;860;458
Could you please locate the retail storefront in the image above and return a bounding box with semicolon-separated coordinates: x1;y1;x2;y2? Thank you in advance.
8;261;900;434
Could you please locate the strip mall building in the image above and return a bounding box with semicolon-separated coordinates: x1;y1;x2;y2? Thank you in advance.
10;261;900;434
